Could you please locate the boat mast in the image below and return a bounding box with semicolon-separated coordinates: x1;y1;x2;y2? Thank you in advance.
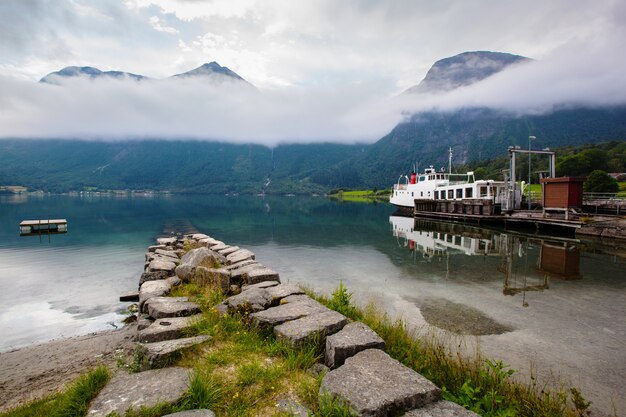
448;147;452;175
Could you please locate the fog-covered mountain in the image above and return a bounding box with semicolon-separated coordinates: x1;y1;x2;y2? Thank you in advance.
404;51;529;94
40;66;147;84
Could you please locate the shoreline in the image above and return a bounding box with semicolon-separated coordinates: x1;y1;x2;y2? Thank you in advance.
0;324;136;413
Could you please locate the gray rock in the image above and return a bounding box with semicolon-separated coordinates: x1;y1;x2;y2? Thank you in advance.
266;284;304;301
139;270;170;286
139;335;211;368
325;322;386;368
120;291;139;302
148;259;177;274
166;276;182;287
162;410;216;417
148;299;201;319
155;248;180;259
156;237;178;245
215;303;229;316
274;310;347;347
217;245;239;256
275;399;310;417
320;349;441;417
229;263;266;284
224;259;258;271
246;267;280;285
226;249;255;265
181;247;221;268
137;315;200;343
403;401;481;416
191;233;210;240
87;367;190;417
242;280;280;291
210;242;228;252
139;281;172;311
308;362;330;377
137;314;154;331
194;267;231;292
223;287;272;313
142;295;188;315
148;244;167;253
175;264;195;282
250;298;328;327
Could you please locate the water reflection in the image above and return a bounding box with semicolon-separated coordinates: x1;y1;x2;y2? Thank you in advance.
389;216;587;307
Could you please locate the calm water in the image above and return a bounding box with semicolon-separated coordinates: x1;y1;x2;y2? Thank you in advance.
0;194;624;412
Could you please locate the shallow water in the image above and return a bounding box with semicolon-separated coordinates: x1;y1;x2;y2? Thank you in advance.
0;194;624;413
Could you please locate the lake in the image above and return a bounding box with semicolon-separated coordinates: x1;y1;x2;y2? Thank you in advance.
0;194;624;413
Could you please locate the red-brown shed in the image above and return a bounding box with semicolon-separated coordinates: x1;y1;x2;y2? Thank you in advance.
540;177;585;208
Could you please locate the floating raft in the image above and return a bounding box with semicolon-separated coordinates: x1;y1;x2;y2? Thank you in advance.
20;219;68;235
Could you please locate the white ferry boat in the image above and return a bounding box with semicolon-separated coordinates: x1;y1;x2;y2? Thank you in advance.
389;149;521;211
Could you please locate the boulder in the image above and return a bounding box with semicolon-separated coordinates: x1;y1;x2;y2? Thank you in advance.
139;335;211;368
155;248;180;259
180;247;223;268
166;276;182;287
266;284;303;301
217;246;240;256
275;399;310;417
120;291;139;302
222;287;272;314
162;410;216;417
87;367;190;417
156;237;178;245
246;268;280;285
229;263;266;283
194;267;231;292
325;322;386;368
137;316;200;343
320;349;441;417
403;400;481;416
148;299;201;319
191;233;210;240
226;249;255;265
250;298;328;327
274;310;347;347
210;242;228;252
175;264;195;282
143;296;188;315
139;281;172;311
148;259;177;275
225;259;258;271
148;244;167;253
242;280;280;291
139;270;170;286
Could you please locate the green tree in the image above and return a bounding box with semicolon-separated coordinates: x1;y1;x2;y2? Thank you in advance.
583;170;618;193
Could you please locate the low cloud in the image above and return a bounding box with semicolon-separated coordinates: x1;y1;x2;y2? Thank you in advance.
1;32;625;146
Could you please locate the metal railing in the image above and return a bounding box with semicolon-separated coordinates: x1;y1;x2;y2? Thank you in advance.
583;192;625;201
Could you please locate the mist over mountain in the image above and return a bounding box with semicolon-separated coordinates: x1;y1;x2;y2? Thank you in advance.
40;66;148;84
404;51;529;94
3;51;626;193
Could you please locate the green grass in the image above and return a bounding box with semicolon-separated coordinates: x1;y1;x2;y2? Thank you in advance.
1;367;110;417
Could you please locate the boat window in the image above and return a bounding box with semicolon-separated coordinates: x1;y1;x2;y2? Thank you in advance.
447;190;453;199
456;189;462;198
420;192;423;197
419;176;425;182
434;191;438;199
465;188;473;198
411;192;414;197
480;186;487;197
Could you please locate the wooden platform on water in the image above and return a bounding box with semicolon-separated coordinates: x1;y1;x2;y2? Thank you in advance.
20;219;68;235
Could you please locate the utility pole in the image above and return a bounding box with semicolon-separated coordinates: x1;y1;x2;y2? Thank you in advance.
528;136;536;210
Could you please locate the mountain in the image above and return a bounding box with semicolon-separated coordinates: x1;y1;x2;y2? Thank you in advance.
172;62;245;81
40;66;147;84
404;51;529;94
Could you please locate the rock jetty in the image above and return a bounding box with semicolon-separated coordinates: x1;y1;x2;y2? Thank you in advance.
88;233;478;417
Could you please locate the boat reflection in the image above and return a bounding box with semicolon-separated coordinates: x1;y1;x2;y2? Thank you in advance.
389;216;583;304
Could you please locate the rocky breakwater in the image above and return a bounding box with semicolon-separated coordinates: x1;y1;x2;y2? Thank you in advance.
89;233;279;417
91;232;477;417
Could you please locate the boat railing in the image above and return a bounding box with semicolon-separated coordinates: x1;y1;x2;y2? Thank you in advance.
394;184;408;190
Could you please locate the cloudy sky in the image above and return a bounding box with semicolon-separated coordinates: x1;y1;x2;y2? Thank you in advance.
1;0;625;144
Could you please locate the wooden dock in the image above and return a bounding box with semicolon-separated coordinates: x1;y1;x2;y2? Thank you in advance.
412;199;583;234
20;219;68;235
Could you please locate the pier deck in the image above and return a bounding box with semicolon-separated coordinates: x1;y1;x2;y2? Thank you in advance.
20;219;68;235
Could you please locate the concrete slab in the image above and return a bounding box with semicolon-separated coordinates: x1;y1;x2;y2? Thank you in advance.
139;335;211;368
250;299;328;327
325;322;386;368
137;315;201;343
246;267;280;284
148;299;201;319
274;310;347;347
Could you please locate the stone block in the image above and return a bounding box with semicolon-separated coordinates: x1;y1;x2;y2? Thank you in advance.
148;244;167;252
148;259;177;275
266;284;303;301
223;287;272;313
246;268;280;285
210;242;228;252
250;298;328;327
87;367;190;417
180;247;223;268
137;315;200;343
139;270;170;286
224;259;258;271
156;237;178;245
148;299;201;319
191;233;210;240
155;248;180;259
120;291;139;302
166;276;182;287
226;249;255;265
320;349;441;417
242;280;280;291
217;246;240;256
274;310;347;347
139;281;172;311
230;263;265;283
325;322;386;368
194;267;231;292
162;410;216;417
139;335;211;368
137;314;154;331
175;264;194;282
403;400;481;417
143;296;189;314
